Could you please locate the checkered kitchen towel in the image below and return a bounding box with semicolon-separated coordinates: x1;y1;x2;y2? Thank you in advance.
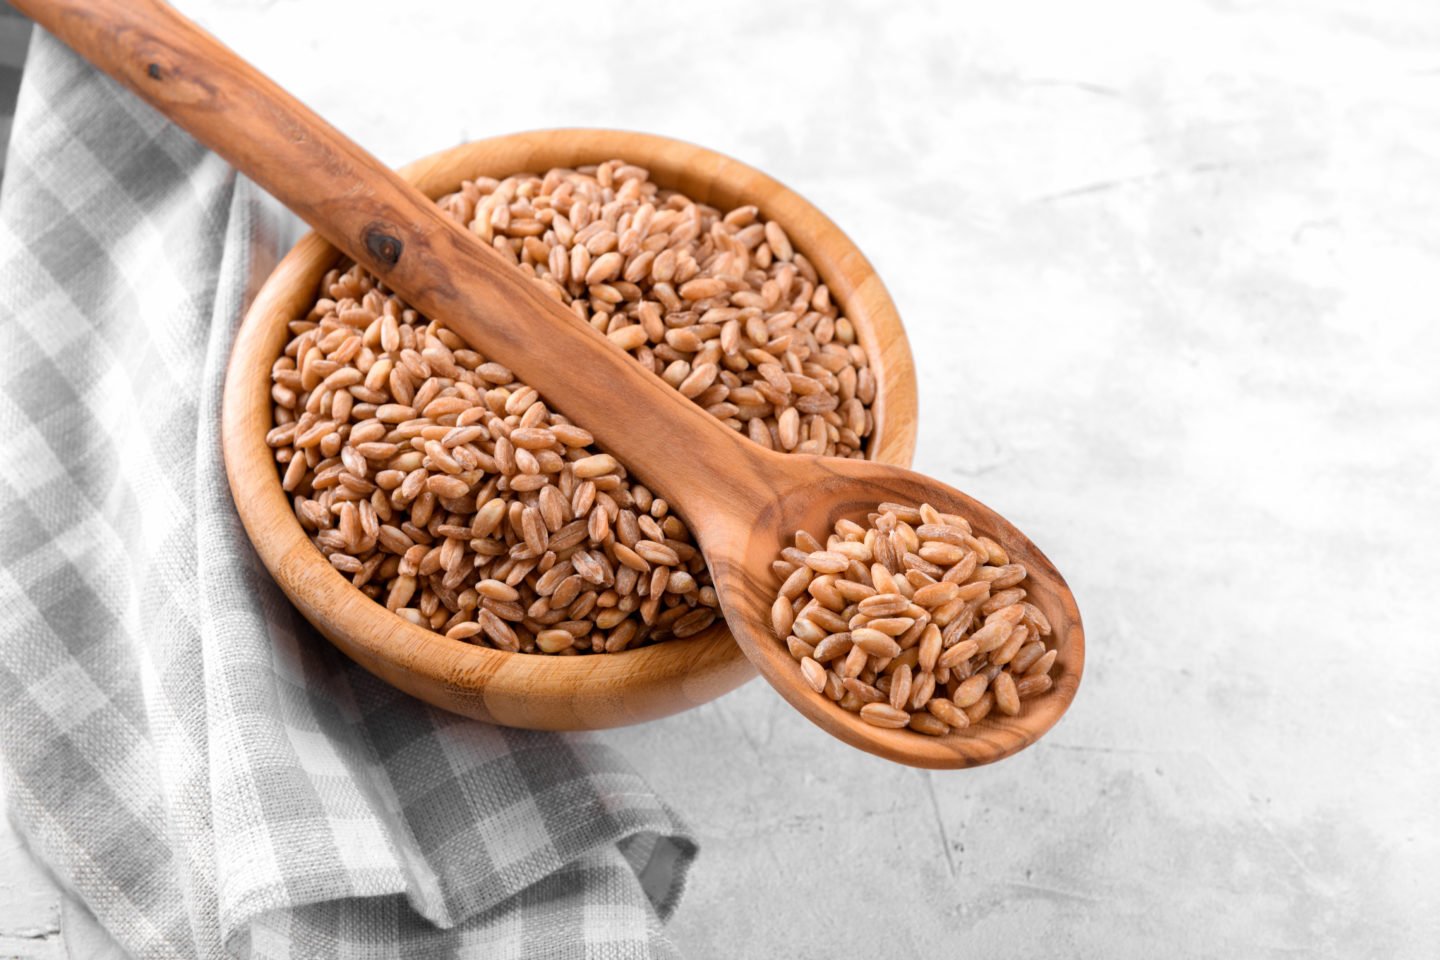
0;2;30;180
0;29;695;960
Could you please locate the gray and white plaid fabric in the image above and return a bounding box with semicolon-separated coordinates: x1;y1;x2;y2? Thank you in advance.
0;30;695;960
0;2;31;178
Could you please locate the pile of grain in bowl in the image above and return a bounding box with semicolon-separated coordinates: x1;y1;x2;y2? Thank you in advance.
770;503;1057;734
266;159;877;654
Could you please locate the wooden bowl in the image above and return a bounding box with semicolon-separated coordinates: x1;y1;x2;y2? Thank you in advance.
222;129;918;730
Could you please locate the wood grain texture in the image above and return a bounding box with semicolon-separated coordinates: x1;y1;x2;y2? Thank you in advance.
226;131;919;732
21;0;1082;764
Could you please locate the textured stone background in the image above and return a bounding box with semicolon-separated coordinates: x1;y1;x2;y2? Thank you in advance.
3;0;1438;956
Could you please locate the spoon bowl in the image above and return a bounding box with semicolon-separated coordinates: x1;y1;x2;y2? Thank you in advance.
690;451;1084;768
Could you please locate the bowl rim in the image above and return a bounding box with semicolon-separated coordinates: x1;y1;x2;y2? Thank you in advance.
221;127;918;730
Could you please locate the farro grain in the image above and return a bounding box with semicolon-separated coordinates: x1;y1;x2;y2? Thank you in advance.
852;628;901;659
883;647;920;675
907;670;937;711
786;636;816;660
907;712;949;736
859;703;910;729
804;551;851;574
990;625;1029;666
964;691;995;724
1026;649;1058;677
993;671;1021;716
536;629;576;653
926;698;969;730
672;608;717;638
917;623;943;673
1016;673;1053;698
812;632;853;662
889;663;913;711
841;644;869;679
937;638;980;671
842;677;886;704
808;577;845;610
954;580;990;602
800;656;827;693
791;617;826;644
1021;601;1052;636
971;619;1014;654
803;606;849;634
771;595;795;639
862;616;914;637
779;565;812;601
834;579;876;603
1008;640;1046;675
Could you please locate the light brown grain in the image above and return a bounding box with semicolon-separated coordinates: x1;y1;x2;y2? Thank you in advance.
859;703;911;729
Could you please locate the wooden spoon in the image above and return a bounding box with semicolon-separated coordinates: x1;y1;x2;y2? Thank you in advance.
17;0;1083;768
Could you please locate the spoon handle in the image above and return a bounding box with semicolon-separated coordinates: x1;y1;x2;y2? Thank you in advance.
14;0;768;514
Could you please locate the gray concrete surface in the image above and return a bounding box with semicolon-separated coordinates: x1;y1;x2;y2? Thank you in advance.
3;0;1438;956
